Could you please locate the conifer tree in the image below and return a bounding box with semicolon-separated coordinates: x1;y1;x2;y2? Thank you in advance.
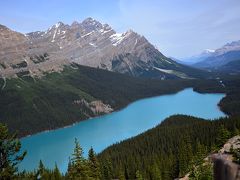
37;160;49;179
38;160;45;175
0;123;26;179
88;147;100;179
136;170;144;180
179;134;193;176
194;140;206;165
68;138;89;179
216;125;231;148
66;157;74;179
118;169;125;180
53;163;62;180
101;159;112;180
178;137;190;177
124;165;129;180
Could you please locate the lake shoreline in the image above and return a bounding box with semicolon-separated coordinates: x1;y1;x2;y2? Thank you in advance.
20;87;189;139
20;88;226;172
20;87;226;139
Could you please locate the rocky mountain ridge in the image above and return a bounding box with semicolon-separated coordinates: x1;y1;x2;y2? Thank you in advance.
191;40;240;69
0;18;205;79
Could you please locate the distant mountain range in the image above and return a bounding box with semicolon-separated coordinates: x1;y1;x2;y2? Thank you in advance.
180;40;240;73
0;17;207;79
179;49;216;65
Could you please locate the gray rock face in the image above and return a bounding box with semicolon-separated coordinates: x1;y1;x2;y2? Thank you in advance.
0;25;28;76
0;23;68;77
0;17;184;78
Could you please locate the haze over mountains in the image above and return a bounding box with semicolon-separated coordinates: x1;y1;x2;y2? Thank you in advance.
181;40;240;73
0;17;208;79
179;49;216;65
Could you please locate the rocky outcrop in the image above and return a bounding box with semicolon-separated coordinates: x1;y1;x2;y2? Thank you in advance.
73;99;113;116
211;136;240;180
89;100;113;114
219;135;240;153
179;136;240;180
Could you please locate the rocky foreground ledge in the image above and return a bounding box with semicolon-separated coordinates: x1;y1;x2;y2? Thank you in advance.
211;136;240;180
179;136;240;180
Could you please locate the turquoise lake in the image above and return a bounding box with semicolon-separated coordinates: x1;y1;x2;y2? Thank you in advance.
20;88;226;172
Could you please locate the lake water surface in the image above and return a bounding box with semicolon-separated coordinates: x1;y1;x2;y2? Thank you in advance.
20;88;226;172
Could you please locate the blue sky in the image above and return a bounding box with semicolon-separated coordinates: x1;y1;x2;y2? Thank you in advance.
0;0;239;58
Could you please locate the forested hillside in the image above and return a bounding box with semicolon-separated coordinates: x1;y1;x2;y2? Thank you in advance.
98;115;240;179
1;63;240;137
194;75;240;116
0;64;226;137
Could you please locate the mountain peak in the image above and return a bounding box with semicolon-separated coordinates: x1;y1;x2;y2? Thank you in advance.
47;22;65;32
223;40;240;48
83;17;95;21
126;29;135;34
71;21;79;26
82;17;101;25
55;22;64;28
0;24;8;30
81;17;104;32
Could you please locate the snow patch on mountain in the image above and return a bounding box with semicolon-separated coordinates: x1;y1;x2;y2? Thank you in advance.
55;22;62;29
82;31;94;38
110;33;125;46
204;49;215;53
89;42;97;47
51;29;57;42
153;67;174;74
153;67;188;78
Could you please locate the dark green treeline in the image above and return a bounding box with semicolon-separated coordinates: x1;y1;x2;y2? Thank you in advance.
98;115;240;179
1;115;240;179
